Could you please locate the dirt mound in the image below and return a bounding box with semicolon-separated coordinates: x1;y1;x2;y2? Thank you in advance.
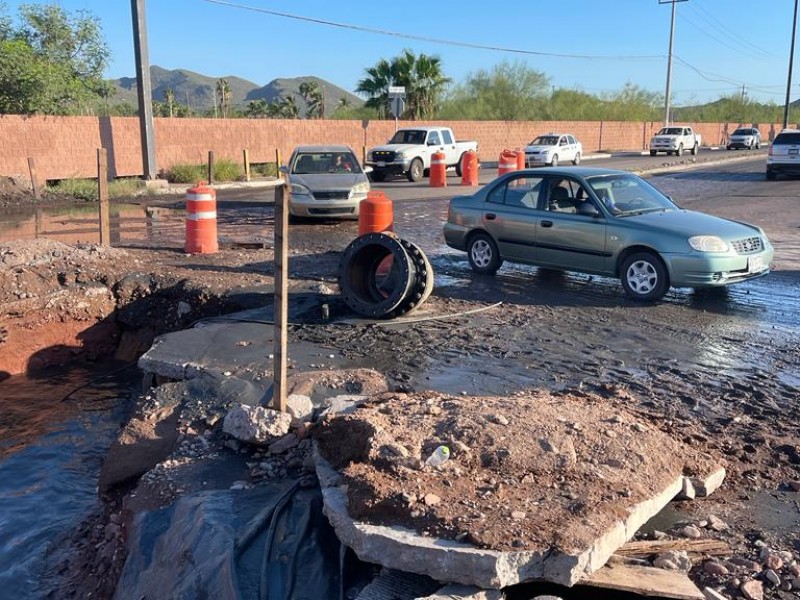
314;390;722;553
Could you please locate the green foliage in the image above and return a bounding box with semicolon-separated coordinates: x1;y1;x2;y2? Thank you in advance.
439;61;550;121
213;158;243;181
47;177;140;201
166;163;205;184
0;3;110;114
251;162;278;177
357;50;450;119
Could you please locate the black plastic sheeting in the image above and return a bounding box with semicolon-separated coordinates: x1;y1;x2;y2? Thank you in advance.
116;481;346;600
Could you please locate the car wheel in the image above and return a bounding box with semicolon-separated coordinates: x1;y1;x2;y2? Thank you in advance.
550;154;559;167
676;144;683;157
407;158;423;182
691;143;698;155
455;153;466;177
370;171;386;182
467;232;502;275
756;141;761;149
766;169;776;181
620;251;670;301
572;152;581;166
649;150;657;156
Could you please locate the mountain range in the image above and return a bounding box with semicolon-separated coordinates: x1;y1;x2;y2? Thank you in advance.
111;66;364;114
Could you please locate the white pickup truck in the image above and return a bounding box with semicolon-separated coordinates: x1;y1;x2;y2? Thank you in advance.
649;126;701;156
366;126;478;182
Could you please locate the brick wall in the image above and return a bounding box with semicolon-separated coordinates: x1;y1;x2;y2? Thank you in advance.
0;115;781;180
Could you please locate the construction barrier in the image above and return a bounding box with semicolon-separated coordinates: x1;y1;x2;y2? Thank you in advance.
358;191;394;236
515;148;526;170
460;150;479;186
498;149;517;176
185;181;218;254
429;151;447;187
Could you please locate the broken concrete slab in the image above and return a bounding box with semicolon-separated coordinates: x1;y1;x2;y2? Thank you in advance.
313;391;724;589
317;450;684;589
354;568;441;600
691;466;727;497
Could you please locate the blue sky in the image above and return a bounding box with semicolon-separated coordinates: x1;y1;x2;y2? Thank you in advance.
4;0;797;105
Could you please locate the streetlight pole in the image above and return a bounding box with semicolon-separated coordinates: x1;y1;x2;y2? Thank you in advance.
131;0;156;180
783;0;799;129
660;0;688;126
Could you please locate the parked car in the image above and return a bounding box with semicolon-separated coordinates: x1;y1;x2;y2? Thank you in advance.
281;145;370;219
524;133;582;167
443;167;773;301
727;127;761;150
766;128;800;180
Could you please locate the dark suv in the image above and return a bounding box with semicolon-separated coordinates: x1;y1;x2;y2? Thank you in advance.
766;129;800;180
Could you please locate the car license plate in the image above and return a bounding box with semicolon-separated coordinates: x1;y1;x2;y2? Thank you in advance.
790;148;799;155
748;254;764;273
376;161;386;167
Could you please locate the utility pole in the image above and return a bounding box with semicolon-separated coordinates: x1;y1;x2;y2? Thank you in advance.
660;0;688;126
130;0;156;180
784;0;799;129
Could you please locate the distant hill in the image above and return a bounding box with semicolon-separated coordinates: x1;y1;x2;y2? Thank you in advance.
110;67;363;115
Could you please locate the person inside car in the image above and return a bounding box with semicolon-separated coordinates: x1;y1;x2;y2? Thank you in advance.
332;153;353;172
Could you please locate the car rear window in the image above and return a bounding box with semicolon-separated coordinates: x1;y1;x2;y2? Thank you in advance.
774;132;800;145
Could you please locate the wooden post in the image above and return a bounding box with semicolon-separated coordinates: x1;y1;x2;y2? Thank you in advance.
97;148;111;246
362;145;367;166
243;149;251;181
272;183;289;412
598;121;604;152
34;207;42;239
275;148;282;179
27;157;40;199
207;150;215;184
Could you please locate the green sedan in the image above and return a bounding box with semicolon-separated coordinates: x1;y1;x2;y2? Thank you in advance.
443;167;774;301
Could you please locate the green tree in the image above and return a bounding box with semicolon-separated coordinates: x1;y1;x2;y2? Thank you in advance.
298;80;324;118
439;61;550;121
278;96;299;119
0;3;111;114
357;50;450;119
599;82;661;121
164;87;175;118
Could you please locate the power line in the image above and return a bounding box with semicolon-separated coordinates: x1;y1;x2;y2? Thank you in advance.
199;0;664;62
677;12;770;60
688;2;777;59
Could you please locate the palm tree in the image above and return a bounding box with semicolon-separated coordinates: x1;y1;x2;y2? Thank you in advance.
279;96;299;119
164;88;175;118
356;51;450;119
216;78;231;118
337;97;351;110
246;98;268;118
298;81;324;118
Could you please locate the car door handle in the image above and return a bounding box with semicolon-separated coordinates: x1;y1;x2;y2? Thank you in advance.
486;213;496;220
541;220;553;228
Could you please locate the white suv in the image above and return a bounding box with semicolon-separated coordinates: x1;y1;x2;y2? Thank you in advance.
766;129;800;180
524;133;582;167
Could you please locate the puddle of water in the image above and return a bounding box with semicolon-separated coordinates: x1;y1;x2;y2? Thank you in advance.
0;363;136;598
0;203;183;245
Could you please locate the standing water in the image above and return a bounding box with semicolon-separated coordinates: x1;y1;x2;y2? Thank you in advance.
0;362;136;598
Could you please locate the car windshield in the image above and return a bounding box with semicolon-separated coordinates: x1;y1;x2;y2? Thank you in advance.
530;136;559;146
585;173;677;216
291;152;361;174
732;128;752;136
658;127;683;135
389;130;426;144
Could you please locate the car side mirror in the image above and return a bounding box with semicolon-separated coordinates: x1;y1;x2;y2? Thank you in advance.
279;165;289;174
364;166;373;174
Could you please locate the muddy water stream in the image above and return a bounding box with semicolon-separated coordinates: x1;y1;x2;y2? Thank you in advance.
0;363;136;598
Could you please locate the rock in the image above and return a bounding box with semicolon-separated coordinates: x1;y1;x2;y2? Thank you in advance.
792;577;800;589
653;530;669;540
703;561;729;576
675;478;696;500
451;440;471;455
679;525;703;539
511;511;526;520
787;480;800;492
729;558;761;572
654;550;692;572
268;433;299;455
424;493;441;506
707;515;728;532
223;404;292;445
702;588;729;600
380;443;409;458
488;414;509;426
321;394;368;417
764;553;784;570
740;580;763;600
765;569;780;586
286;394;313;425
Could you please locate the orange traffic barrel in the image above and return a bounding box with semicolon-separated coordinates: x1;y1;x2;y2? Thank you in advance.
358;191;394;236
515;148;526;170
498;149;517;176
185;181;218;254
429;151;447;187
461;150;479;186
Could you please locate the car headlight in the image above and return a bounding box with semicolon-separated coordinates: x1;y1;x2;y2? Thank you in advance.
395;151;408;160
290;183;312;197
349;182;370;197
688;235;729;252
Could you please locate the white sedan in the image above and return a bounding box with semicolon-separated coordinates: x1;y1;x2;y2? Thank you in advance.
524;133;582;167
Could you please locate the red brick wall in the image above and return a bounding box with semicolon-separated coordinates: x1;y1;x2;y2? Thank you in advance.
0;115;780;180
